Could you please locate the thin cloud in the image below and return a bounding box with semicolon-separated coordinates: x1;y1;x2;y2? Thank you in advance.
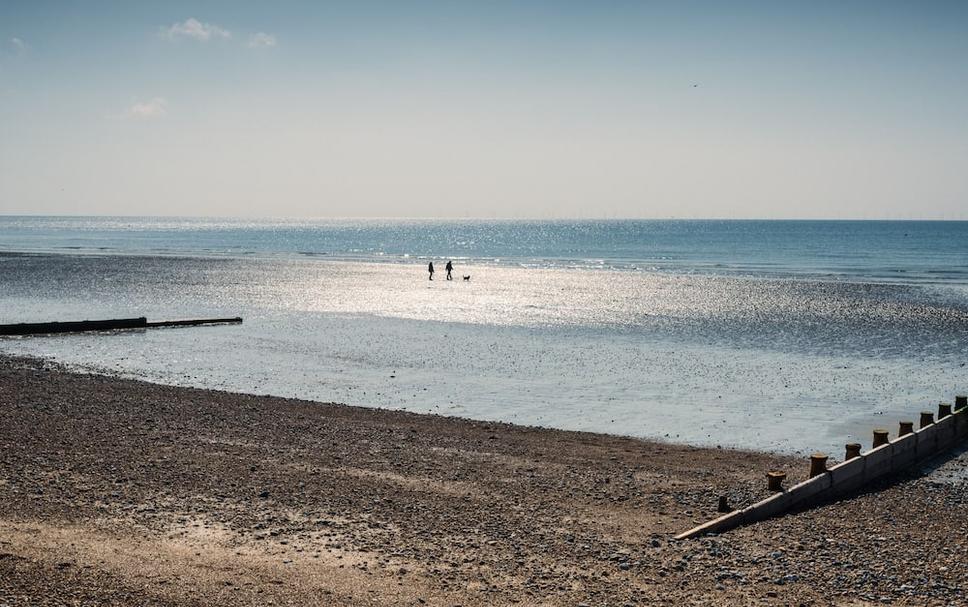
125;98;168;119
248;32;277;48
7;37;30;57
163;18;231;41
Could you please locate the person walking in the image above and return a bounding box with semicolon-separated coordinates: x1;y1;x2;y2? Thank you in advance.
428;261;435;280
445;260;453;281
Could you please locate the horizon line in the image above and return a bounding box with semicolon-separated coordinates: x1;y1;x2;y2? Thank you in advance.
2;213;968;222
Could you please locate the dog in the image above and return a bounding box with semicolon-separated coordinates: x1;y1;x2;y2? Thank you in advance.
462;275;471;281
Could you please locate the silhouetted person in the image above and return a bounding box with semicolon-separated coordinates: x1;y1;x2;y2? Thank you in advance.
428;261;434;280
445;260;453;280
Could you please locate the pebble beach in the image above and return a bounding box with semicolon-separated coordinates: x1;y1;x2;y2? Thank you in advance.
2;354;966;606
5;2;968;603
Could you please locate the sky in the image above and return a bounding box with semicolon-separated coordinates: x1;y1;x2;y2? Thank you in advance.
1;1;967;219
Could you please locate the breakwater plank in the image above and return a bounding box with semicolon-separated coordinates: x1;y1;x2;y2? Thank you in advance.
676;398;968;539
0;317;242;336
144;317;242;328
0;317;148;335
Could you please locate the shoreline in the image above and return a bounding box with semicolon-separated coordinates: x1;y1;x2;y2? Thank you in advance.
2;354;966;605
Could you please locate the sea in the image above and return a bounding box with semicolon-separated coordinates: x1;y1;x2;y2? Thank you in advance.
2;216;967;456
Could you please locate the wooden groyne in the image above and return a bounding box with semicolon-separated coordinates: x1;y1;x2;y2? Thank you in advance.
676;395;968;540
0;316;242;336
144;317;243;328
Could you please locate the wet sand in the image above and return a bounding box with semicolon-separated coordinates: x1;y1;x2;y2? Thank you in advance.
1;354;966;606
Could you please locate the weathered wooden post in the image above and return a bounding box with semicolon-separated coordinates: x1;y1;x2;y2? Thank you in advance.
872;429;890;448
939;402;953;419
898;421;914;436
920;411;935;429
956;395;967;411
767;471;786;491
809;453;828;478
845;443;862;460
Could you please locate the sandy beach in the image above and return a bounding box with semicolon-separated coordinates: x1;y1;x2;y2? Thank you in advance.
1;354;966;606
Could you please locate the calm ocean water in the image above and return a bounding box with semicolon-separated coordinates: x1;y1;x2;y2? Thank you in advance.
2;216;967;454
2;216;968;284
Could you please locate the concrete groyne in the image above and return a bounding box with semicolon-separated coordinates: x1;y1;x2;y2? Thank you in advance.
676;397;968;540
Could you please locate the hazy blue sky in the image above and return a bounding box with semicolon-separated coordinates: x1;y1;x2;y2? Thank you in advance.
1;1;966;218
